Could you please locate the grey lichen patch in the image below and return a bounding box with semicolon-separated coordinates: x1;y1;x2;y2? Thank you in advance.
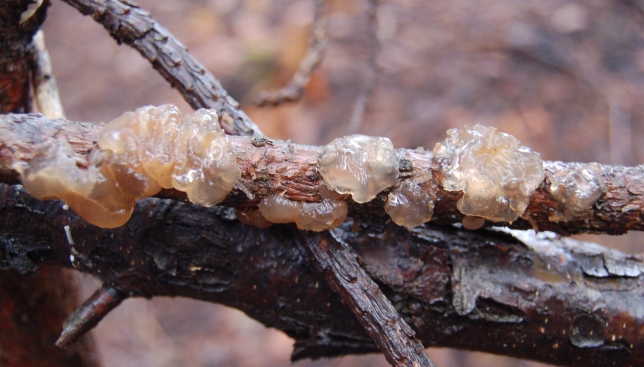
15;105;241;228
433;124;544;222
548;162;604;222
319;134;399;203
385;181;434;229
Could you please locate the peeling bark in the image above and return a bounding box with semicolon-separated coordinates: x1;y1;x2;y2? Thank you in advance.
2;184;644;366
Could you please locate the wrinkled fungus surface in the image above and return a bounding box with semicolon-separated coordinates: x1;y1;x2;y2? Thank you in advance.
433;124;544;222
548;162;604;221
16;105;240;228
385;181;434;229
259;194;348;232
319;134;399;203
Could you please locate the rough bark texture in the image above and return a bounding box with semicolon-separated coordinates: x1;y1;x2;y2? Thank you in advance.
60;0;263;137
299;231;435;367
2;183;644;367
2;113;643;237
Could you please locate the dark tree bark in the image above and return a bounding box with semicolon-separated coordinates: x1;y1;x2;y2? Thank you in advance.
1;184;644;367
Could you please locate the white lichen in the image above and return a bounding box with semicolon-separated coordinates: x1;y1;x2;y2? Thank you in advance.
15;105;240;228
433;124;544;222
258;194;348;232
385;181;434;229
319;134;399;203
548;162;604;221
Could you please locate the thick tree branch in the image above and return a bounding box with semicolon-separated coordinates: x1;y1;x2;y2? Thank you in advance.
60;0;264;137
2;184;644;366
2;112;644;236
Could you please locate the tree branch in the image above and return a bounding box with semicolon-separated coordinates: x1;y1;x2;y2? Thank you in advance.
2;112;643;236
2;183;644;366
298;231;435;367
60;0;264;137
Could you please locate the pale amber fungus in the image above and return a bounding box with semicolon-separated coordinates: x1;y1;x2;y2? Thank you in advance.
433;124;544;222
548;162;604;221
385;181;434;229
15;139;135;228
319;134;399;203
259;194;348;231
16;105;240;228
235;207;272;229
461;215;485;230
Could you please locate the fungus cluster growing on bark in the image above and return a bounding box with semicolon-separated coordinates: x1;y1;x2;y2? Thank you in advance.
318;134;399;203
15;105;240;228
547;162;605;221
258;184;349;232
433;124;545;223
384;180;434;229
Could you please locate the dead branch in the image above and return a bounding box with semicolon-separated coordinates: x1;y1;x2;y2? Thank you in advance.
298;231;436;367
2;183;644;366
254;0;327;107
1;112;643;236
60;0;264;137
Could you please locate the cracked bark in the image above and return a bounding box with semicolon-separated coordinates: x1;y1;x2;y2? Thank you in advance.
2;184;644;366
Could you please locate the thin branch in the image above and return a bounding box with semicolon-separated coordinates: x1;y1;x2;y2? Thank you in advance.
3;183;644;366
60;0;264;137
31;30;65;119
56;285;126;348
298;230;436;367
1;113;644;236
346;0;381;134
254;0;327;107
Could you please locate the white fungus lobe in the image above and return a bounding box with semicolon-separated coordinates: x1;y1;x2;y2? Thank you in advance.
319;134;399;203
16;105;240;228
433;124;544;222
548;162;604;221
385;181;434;229
259;194;348;231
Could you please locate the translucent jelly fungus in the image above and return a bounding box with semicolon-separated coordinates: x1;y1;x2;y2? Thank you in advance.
15;105;241;228
235;207;272;229
259;194;348;231
548;162;604;221
15;139;135;228
385;181;434;229
433;124;544;222
319;134;399;203
461;215;485;230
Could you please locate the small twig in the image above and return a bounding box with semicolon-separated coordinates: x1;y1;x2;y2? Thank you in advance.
298;230;436;367
346;0;381;134
254;0;327;107
56;284;126;348
31;30;65;119
61;0;264;137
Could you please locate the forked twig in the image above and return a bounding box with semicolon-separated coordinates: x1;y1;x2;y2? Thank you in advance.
255;0;328;107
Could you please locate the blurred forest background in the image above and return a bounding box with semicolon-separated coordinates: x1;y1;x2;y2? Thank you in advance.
41;0;644;366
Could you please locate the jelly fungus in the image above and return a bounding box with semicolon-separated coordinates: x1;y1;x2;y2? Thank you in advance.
15;105;240;228
433;124;544;222
259;194;348;232
319;134;399;203
385;181;434;229
548;162;604;221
